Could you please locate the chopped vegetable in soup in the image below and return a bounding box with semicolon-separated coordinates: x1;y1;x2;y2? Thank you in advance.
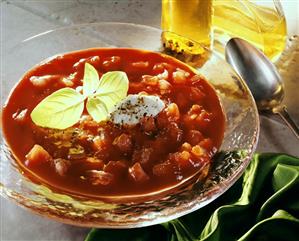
2;48;225;197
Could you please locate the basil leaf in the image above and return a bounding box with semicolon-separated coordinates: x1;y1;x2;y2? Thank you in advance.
95;71;129;100
31;67;129;128
83;63;100;97
31;88;85;129
86;97;109;122
86;71;129;122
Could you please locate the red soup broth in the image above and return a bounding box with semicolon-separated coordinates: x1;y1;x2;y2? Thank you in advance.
2;48;225;197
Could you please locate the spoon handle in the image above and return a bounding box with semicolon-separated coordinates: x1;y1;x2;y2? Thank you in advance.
272;105;299;139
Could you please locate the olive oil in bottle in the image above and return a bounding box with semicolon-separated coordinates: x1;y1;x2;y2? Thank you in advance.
161;0;286;62
161;0;212;66
213;0;287;61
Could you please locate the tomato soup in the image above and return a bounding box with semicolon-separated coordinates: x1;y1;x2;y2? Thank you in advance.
2;48;225;197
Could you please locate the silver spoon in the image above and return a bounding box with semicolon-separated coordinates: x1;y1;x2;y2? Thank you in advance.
225;37;299;139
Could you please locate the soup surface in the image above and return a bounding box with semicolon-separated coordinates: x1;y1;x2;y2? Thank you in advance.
2;48;225;197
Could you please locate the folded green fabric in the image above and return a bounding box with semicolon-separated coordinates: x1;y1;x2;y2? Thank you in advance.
85;153;299;241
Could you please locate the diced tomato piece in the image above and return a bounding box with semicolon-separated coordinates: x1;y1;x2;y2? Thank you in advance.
183;105;212;130
157;69;169;80
79;115;99;130
152;62;173;75
30;75;61;88
171;151;192;169
93;135;107;151
126;62;150;75
53;158;71;176
102;56;122;71
73;56;101;77
158;79;171;94
104;160;128;176
140;116;156;133
186;130;204;145
61;76;75;87
199;138;214;155
85;157;104;170
73;58;86;69
76;134;93;151
195;111;212;129
139;148;153;166
165;103;180;122
131;61;149;69
141;75;159;86
113;134;133;153
172;71;186;84
152;160;175;177
172;68;190;84
166;122;183;143
88;56;101;68
86;170;114;186
128;162;149;182
156;110;170;129
68;145;86;160
25;144;52;166
132;147;153;167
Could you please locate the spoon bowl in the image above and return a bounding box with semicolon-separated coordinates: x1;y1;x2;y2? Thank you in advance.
225;37;299;139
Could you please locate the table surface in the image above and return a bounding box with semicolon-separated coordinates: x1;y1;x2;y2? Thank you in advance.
1;0;298;240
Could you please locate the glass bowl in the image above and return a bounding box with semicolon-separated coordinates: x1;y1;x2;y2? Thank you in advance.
0;22;259;228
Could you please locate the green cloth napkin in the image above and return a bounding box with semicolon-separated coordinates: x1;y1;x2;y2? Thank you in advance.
85;153;299;241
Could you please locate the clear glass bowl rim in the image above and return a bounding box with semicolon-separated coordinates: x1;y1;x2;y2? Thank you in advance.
0;22;260;228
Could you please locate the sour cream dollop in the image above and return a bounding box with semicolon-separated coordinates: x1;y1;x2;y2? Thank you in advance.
110;94;165;125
